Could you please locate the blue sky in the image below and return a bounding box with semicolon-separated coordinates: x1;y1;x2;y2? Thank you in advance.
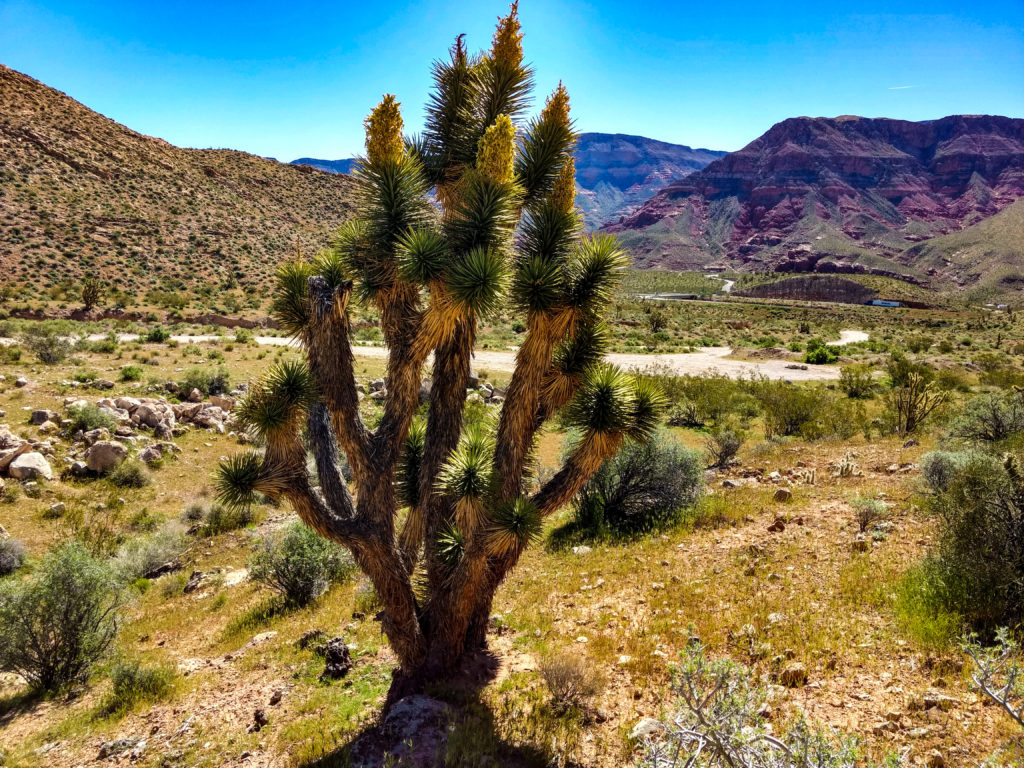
2;1;1022;160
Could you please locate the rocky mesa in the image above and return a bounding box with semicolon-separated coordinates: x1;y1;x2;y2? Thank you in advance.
605;115;1024;291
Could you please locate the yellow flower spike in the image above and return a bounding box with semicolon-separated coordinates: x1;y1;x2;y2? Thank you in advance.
541;82;571;130
364;94;404;165
550;155;576;213
491;1;523;68
477;114;516;184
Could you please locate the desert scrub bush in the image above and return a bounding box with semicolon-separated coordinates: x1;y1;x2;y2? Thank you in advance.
249;521;356;606
0;538;27;576
920;452;1024;631
119;364;144;382
750;379;864;440
882;371;949;435
704;428;744;469
107;460;151;489
803;337;838;365
99;658;176;716
963;628;1024;732
539;650;605;713
839;364;875;399
198;502;255;535
885;351;932;388
143;325;171;343
553;432;703;542
920;450;973;493
112;525;187;582
852;496;888;533
67;403;116;434
0;344;22;363
658;372;755;428
179;366;230;396
19;327;71;364
0;542;122;691
633;644;868;768
948;390;1024;444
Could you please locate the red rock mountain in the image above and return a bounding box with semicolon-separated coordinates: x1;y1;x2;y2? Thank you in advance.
605;115;1024;287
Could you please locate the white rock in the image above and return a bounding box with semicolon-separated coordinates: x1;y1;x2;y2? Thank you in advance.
9;452;52;480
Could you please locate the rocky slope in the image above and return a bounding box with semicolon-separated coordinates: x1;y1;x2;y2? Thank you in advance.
291;133;725;230
605;115;1024;292
0;64;357;299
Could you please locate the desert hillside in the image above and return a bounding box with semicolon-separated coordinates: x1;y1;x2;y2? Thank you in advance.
0;64;357;302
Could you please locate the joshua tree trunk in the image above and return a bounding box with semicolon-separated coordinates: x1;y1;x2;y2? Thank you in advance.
217;4;663;699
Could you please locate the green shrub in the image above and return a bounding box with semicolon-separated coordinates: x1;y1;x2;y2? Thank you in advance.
803;338;837;365
100;658;176;715
657;372;755;428
949;391;1024;444
920;452;1024;631
107;461;151;489
119;365;144;382
234;328;254;344
249;522;356;606
885;351;932;388
199;503;255;535
19;328;71;364
179;366;231;396
68;403;116;434
144;326;171;343
0;344;22;364
554;432;703;541
839;364;875;399
0;543;122;690
852;496;888;532
0;539;26;577
704;428;744;469
113;526;187;582
751;379;817;438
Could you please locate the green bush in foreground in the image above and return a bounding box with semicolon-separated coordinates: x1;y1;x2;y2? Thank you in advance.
0;542;122;691
556;432;703;541
249;521;356;606
917;451;1024;632
108;460;152;489
67;403;116;435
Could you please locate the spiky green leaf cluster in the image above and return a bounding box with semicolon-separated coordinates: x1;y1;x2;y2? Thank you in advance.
236;360;318;440
564;235;628;318
397;419;426;508
564;364;633;435
215;451;264;510
488;497;542;556
436;522;466;568
438;423;495;502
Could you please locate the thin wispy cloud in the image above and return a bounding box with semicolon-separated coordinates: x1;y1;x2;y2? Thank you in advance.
888;85;918;90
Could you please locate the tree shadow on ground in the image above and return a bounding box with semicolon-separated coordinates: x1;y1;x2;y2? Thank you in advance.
300;648;559;768
0;685;51;728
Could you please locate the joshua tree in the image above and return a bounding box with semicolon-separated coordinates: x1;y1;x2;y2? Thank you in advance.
216;4;663;697
81;277;104;311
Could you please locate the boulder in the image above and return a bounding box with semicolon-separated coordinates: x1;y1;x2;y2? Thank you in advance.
30;409;59;426
780;662;808;688
188;388;203;403
320;637;354;680
82;427;111;446
9;452;52;480
37;421;58;435
209;395;235;411
138;445;164;464
135;403;175;430
773;488;793;502
114;397;141;412
0;443;30;472
14;377;28;388
86;441;128;474
466;370;480;389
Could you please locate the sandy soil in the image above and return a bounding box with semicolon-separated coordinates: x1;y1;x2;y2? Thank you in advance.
35;329;867;382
